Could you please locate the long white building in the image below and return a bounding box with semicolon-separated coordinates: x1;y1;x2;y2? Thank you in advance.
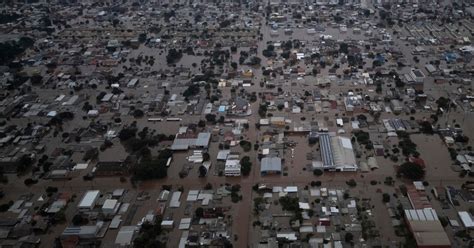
319;133;358;172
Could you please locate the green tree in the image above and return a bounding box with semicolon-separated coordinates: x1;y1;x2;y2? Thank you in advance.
339;43;349;54
241;156;252;176
195;207;204;218
166;48;183;64
398;162;425;180
313;169;323;176
205;114;216;123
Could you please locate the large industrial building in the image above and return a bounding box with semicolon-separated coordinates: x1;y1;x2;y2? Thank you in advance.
318;133;358;172
260;157;282;175
404;208;451;248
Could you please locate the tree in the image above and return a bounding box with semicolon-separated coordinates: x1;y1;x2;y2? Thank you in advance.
138;127;149;140
118;127;137;141
240;141;252;152
132;159;168;180
454;135;469;143
138;33;147;43
419;121;434;134
183;84;200;97
198;165;207;177
398;162;425;180
30;74;43;84
376;83;382;93
279;196;299;212
72;214;86;226
346;179;357;187
382;193;390;203
24;178;37;186
241;156;252;176
195;207;204;218
0;37;35;65
313;169;323;176
218;116;225;124
58;111;74;120
198;120;206;128
203;153;210;161
133;217;165;248
17;155;33;174
436;97;450;109
83;148;98;161
46;186;58;194
339;43;349;54
166;48;183;64
248;56;261;66
258;104;267;117
157;149;173;160
219;19;231;28
205;114;216;123
345;233;354;243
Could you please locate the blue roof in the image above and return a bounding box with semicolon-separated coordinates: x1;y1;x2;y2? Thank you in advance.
320;134;334;167
444;52;458;62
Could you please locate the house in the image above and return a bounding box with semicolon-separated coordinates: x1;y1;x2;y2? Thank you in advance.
458;212;474;229
61;222;103;239
424;64;437;74
0;156;23;173
77;190;100;211
224;159;241;176
126;78;138;88
344;96;361;112
410;69;425;83
102;199;120;215
270;117;286;127
115;226;138;247
390;99;403;113
228;97;251;116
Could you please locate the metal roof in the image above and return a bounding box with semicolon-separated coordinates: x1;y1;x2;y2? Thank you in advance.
261;157;282;172
115;226;138;246
78;190;100;208
320;134;334;167
195;132;211;147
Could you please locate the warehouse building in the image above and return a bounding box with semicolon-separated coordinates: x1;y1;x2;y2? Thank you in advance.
318;133;357;171
404;208;451;248
260;157;282;175
171;132;211;151
77;190;100;211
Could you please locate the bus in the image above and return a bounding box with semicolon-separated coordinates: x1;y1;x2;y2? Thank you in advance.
166;118;182;122
166;157;173;167
148;118;163;122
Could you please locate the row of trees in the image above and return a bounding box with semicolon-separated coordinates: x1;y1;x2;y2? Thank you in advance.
132;149;173;180
0;37;34;65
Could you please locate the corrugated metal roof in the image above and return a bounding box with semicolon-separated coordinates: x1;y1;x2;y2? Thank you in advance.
320;134;334;167
261;157;282;172
195;132;210;147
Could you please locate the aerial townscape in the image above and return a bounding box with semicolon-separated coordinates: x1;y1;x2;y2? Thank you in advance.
0;0;474;247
